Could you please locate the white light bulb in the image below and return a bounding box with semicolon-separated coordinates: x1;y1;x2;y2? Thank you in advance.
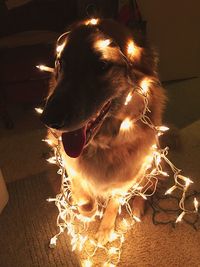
124;92;133;105
35;107;43;114
120;118;133;131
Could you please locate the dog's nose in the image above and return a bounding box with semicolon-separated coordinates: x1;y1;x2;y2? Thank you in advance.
40;110;66;130
46;121;65;130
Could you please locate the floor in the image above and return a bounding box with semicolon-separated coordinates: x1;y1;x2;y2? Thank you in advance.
163;77;200;128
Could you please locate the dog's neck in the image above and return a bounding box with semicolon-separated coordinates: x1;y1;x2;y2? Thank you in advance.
88;116;119;148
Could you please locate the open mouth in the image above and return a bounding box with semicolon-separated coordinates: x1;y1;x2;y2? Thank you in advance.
61;101;111;158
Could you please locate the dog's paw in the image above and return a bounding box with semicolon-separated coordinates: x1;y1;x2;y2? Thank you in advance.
78;200;97;218
132;206;144;220
95;225;114;245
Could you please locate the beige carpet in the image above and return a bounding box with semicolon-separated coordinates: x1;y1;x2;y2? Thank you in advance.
0;107;49;182
0;128;49;182
163;78;200;128
0;171;80;267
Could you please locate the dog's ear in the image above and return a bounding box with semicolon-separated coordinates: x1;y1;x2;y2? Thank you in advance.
85;3;99;18
57;32;69;46
78;1;116;20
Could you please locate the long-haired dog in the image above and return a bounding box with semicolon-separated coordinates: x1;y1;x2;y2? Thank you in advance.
41;19;166;244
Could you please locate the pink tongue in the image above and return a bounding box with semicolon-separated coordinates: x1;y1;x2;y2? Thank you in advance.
61;126;87;158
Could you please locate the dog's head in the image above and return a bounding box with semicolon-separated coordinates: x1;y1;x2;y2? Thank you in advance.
41;19;156;158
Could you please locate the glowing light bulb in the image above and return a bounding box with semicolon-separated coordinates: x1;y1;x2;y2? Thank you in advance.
124;92;133;105
132;183;143;191
122;218;130;228
71;236;78;251
46;198;56;202
35;107;43;114
95;39;111;50
85;18;99;25
127;40;135;54
56;42;66;56
178;175;193;187
185;178;193;187
127;40;138;57
120;235;125;243
82;259;92;267
77;199;89;206
156;126;169;132
144;155;154;169
132;215;141;222
108;231;118;242
127;39;141;61
165;185;177;195
108;247;118;254
118;197;126;205
68;167;77;177
49;236;57;248
46;157;57;164
139;193;147;200
120;118;133;131
152;144;157;150
57;169;63;175
79;236;87;251
159;171;169;177
154;152;161;165
140;78;151;95
194;198;199;212
42;139;53;146
176;211;185;223
36;65;54;73
104;263;116;267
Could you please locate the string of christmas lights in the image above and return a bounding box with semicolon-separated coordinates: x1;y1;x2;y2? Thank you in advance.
149;191;200;229
36;18;199;267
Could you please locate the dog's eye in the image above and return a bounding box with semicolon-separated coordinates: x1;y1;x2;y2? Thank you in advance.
56;58;65;73
55;58;64;80
96;60;112;74
55;59;61;73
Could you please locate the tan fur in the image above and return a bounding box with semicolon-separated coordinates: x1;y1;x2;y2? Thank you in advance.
46;19;167;244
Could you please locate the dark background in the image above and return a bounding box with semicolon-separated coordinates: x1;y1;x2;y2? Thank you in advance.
0;2;200;266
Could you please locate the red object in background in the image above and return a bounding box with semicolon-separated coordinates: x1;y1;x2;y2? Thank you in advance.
118;2;133;25
117;0;143;26
117;0;146;44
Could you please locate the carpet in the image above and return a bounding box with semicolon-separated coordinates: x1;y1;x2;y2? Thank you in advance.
0;172;80;267
0;107;49;183
0;129;49;182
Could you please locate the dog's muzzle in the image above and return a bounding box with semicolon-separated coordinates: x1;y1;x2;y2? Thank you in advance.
41;99;111;158
40;111;65;130
61;100;111;158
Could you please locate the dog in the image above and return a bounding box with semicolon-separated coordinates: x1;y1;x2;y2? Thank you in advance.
41;18;166;245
